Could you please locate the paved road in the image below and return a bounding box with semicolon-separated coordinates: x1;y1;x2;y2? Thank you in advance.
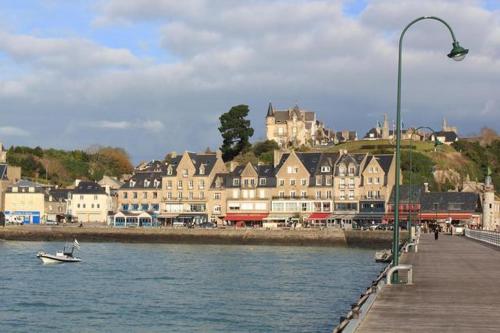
356;233;500;333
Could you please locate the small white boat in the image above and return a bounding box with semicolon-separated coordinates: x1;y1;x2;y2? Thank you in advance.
374;249;392;263
37;240;81;264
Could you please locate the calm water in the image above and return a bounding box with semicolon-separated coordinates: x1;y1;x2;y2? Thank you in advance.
0;241;383;333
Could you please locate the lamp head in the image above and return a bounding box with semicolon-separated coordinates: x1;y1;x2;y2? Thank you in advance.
448;41;468;61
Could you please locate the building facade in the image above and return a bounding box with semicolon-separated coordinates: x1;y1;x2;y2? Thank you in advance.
0;143;22;211
4;180;46;224
68;180;112;223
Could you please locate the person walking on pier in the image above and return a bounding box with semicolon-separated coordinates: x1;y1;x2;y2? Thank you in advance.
434;227;439;240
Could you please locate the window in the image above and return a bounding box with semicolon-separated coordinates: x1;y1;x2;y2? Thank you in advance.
339;178;345;189
321;166;331;172
368;177;373;184
199;165;205;175
83;204;86;208
290;191;296;198
349;190;354;200
182;169;188;177
199;180;205;189
97;204;100;209
375;177;380;184
153;192;158;199
287;166;298;174
349;178;355;188
167;180;172;189
143;192;147;199
301;179;307;186
279;191;285;198
250;178;255;186
189;192;194;200
152;204;159;211
141;204;148;211
259;178;266;186
80;195;84;200
340;191;345;200
189;180;194;189
167;192;172;200
122;204;129;211
123;192;128;199
279;179;285;186
233;178;240;186
375;167;379;173
200;192;205;199
214;192;221;200
369;167;374;173
177;180;183;189
77;204;80;208
301;191;307;198
327;191;332;199
348;164;356;175
316;191;321;199
178;192;183;199
316;176;322;186
91;204;95;208
367;191;372;198
325;176;332;186
167;166;173;175
290;179;296;186
278;127;284;135
133;192;138;199
302;202;308;211
244;179;249;187
213;205;221;214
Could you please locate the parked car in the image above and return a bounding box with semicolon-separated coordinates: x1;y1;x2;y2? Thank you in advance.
452;224;465;235
6;215;24;225
199;222;216;229
45;220;58;225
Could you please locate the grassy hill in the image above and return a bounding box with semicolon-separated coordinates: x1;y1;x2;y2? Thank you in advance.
6;146;134;186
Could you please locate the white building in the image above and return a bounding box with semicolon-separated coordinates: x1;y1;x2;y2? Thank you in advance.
68;180;112;223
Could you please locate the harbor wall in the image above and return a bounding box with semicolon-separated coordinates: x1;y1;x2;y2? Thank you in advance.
0;226;403;248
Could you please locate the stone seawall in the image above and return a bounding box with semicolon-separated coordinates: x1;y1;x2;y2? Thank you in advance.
0;226;400;248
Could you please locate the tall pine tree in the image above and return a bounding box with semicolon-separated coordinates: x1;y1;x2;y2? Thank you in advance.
218;105;254;161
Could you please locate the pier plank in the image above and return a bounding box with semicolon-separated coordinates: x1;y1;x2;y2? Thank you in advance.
356;234;500;333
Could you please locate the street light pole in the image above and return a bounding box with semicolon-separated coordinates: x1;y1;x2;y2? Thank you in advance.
393;16;468;282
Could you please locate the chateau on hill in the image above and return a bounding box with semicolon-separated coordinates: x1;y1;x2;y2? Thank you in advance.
265;103;335;148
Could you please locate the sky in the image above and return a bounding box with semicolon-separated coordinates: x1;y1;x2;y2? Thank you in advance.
0;0;499;163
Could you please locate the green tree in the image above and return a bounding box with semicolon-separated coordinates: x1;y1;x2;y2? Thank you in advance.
218;104;254;161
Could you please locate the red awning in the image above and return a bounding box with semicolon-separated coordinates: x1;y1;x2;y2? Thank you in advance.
306;212;331;220
224;213;269;221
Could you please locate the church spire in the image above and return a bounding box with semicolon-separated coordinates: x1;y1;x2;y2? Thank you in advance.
266;102;274;117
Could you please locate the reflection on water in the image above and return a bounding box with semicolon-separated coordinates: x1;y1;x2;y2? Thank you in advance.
0;241;382;333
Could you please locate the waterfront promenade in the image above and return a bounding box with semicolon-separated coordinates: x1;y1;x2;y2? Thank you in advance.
356;233;500;332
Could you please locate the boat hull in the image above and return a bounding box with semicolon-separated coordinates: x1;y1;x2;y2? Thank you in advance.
37;253;81;264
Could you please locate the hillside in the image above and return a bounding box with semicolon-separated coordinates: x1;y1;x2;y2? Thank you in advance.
6;146;134;186
314;139;498;193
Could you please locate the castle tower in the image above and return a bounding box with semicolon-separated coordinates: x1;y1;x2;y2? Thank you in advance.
0;142;6;163
381;113;389;139
482;173;496;230
265;102;275;141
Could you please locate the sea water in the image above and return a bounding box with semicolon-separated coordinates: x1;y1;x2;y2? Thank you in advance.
0;241;382;333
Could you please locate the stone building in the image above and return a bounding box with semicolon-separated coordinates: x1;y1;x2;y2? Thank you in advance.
4;180;46;224
265;103;334;147
0;143;21;211
481;175;500;231
68;180;112;223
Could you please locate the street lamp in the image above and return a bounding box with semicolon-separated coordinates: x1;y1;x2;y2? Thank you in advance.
393;16;468;281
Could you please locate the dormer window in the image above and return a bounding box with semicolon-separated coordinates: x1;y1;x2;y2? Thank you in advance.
144;179;150;187
321;166;331;173
129;179;136;187
167;165;173;175
259;178;266;186
182;169;188;177
348;164;356;175
199;165;205;175
338;164;346;176
153;179;160;188
233;178;240;186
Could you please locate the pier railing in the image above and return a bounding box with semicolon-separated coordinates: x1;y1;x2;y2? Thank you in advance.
465;229;500;247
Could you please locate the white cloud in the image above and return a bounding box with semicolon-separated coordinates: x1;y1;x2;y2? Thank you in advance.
0;0;499;161
0;126;30;137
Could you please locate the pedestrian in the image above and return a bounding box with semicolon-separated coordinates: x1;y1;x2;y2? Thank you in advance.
434;227;439;240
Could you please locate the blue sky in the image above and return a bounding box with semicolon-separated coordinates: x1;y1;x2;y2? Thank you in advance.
0;0;499;162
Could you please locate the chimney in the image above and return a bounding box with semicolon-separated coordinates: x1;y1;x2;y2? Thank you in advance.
424;182;429;193
229;161;239;172
273;149;284;168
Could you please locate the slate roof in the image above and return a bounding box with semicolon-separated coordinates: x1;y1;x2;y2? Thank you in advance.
420;192;480;212
372;155;394;174
433;131;458;142
223;164;276;188
388;185;425;203
135;160;168;173
188;153;218;176
48;189;72;202
121;172;163;189
73;181;106;195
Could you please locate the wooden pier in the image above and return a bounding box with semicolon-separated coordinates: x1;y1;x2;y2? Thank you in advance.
356;233;500;332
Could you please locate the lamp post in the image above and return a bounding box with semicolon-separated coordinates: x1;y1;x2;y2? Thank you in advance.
406;126;438;241
392;17;468;282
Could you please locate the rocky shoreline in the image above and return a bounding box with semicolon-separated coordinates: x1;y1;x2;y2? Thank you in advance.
0;226;401;248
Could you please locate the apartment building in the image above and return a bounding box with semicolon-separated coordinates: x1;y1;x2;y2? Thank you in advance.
68;180;112;223
161;151;227;225
117;160;164;214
